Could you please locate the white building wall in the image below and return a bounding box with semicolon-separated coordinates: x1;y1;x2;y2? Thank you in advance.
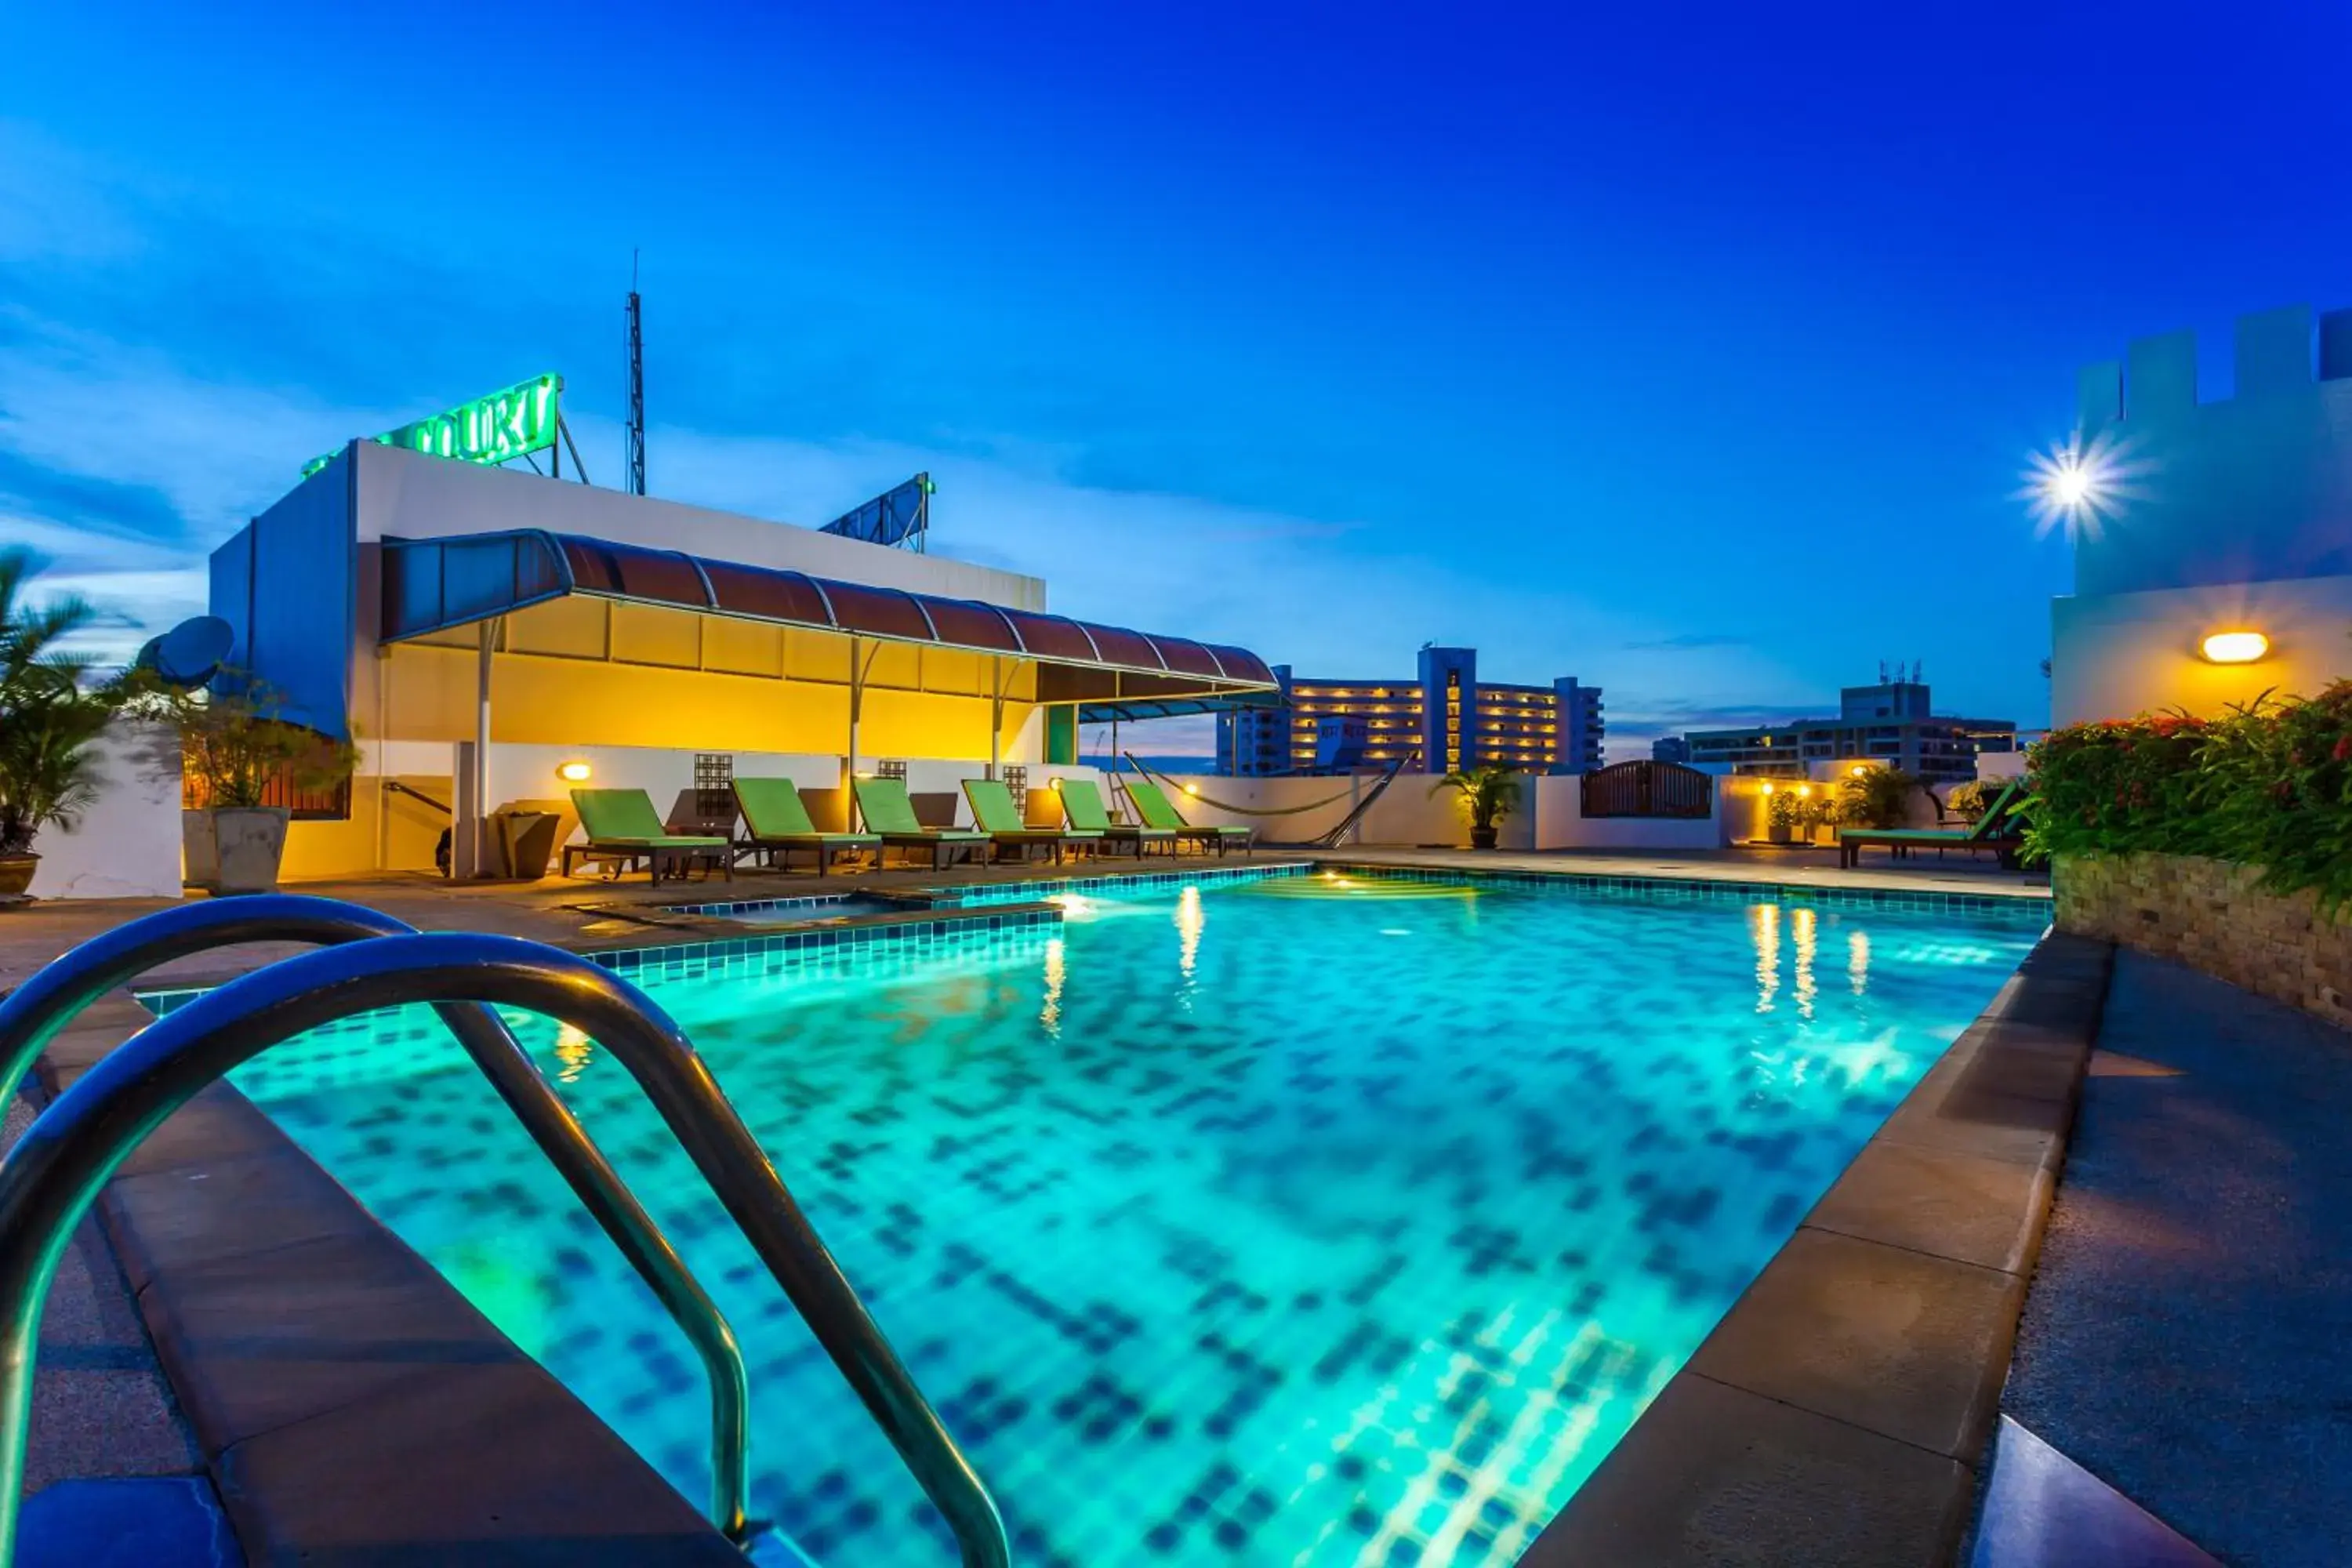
27;724;183;902
2051;573;2352;725
2052;303;2352;724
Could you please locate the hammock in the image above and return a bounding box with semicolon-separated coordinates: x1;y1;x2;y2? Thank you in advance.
1119;750;1424;848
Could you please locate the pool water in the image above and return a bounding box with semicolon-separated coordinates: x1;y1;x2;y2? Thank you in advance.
227;869;2045;1566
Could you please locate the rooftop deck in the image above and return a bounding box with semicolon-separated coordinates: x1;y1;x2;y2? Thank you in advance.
1;843;2054;1563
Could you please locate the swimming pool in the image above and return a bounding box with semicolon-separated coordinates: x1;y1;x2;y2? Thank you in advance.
223;868;2045;1566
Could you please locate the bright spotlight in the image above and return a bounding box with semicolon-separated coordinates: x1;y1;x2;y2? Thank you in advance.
2018;429;2148;543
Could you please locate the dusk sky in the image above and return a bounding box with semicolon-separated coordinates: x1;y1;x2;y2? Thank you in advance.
6;2;2350;753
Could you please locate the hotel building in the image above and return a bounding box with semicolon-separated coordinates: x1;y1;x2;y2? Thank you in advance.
1215;646;1603;777
1680;678;2015;783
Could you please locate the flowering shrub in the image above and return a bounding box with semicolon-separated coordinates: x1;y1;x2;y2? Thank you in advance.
2024;683;2352;914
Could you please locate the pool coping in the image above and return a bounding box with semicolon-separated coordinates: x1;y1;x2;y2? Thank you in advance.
1519;928;2115;1568
21;1000;750;1565
18;862;2081;1566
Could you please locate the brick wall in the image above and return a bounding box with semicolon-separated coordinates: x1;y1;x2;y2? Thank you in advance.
2056;852;2352;1030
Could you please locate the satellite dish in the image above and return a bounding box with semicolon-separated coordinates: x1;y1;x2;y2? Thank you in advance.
139;616;234;689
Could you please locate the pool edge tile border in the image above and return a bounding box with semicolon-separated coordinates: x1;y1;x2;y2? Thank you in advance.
1519;930;2115;1568
24;1008;753;1566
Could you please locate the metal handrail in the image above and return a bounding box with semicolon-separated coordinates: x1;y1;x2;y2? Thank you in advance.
0;930;1010;1568
382;779;452;815
0;897;752;1546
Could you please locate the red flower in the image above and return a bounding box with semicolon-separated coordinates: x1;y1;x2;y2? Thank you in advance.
2335;735;2350;764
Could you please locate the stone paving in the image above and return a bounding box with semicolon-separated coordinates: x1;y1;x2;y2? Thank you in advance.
1999;949;2352;1566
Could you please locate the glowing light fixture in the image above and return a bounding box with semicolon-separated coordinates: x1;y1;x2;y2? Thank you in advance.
1759;782;1775;795
1796;784;1812;797
1047;776;1064;791
1182;782;1200;795
557;760;592;782
2019;429;2148;543
2200;630;2270;665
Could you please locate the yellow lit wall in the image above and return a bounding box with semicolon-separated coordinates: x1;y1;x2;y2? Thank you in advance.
295;604;1046;880
2051;573;2352;725
281;772;454;882
373;609;1037;761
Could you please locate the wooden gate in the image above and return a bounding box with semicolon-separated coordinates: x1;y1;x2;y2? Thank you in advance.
1581;760;1713;818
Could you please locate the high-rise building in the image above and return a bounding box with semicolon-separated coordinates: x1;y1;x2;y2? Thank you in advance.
1679;677;2015;782
1650;736;1692;764
1215;647;1604;776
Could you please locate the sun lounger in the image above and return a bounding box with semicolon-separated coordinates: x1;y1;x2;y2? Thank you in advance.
1125;778;1252;856
1056;778;1178;858
1838;779;2025;869
563;788;731;885
851;775;988;869
731;777;879;876
963;779;1099;864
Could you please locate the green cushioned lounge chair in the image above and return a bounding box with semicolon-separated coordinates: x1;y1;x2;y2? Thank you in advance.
1126;778;1252;856
851;775;988;870
1838;779;2025;870
1056;778;1178;858
962;778;1098;865
563;788;732;886
731;777;879;877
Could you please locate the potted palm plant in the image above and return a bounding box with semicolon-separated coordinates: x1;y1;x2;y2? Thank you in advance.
1766;787;1802;844
1838;766;1922;832
0;549;114;899
1430;762;1520;849
131;676;356;895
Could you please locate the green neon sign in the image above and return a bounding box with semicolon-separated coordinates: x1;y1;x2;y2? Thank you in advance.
303;373;561;477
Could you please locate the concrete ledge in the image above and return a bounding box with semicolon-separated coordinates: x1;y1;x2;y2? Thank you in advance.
31;1014;743;1567
1525;931;2114;1567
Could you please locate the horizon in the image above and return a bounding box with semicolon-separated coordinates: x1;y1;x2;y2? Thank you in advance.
8;2;2351;757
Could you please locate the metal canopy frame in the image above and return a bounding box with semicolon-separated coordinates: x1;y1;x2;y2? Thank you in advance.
379;529;1276;708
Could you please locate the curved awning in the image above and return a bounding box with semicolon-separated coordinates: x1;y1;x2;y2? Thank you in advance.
379;529;1276;699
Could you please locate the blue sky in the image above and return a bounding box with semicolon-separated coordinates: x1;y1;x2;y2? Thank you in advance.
5;2;2350;753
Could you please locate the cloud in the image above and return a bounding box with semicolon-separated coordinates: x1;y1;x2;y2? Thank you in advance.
1621;632;1752;652
0;311;409;548
0;121;1823;739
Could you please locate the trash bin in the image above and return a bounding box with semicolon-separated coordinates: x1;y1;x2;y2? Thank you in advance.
492;809;561;880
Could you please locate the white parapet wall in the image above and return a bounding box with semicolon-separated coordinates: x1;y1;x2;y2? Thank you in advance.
1148;771;1505;848
1529;772;1737;851
28;723;183;902
1147;771;1749;852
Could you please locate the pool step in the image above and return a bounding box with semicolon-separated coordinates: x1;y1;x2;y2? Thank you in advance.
747;1525;822;1567
17;1475;237;1567
1973;1416;2220;1567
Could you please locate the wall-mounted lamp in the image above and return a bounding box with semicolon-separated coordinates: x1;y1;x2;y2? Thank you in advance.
1047;777;1065;791
2200;630;2270;665
1182;782;1200;796
1796;784;1812;798
1759;782;1775;795
1849;764;1869;778
557;760;592;782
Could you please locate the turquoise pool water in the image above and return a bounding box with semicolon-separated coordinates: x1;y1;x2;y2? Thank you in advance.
224;869;2045;1566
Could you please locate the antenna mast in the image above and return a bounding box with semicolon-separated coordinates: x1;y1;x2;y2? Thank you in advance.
625;251;647;496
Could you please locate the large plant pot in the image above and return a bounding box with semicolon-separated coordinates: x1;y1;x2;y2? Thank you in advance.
1470;826;1499;850
1767;823;1793;844
184;807;292;895
0;855;36;898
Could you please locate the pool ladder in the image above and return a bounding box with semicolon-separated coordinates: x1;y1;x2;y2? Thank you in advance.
0;895;1010;1567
